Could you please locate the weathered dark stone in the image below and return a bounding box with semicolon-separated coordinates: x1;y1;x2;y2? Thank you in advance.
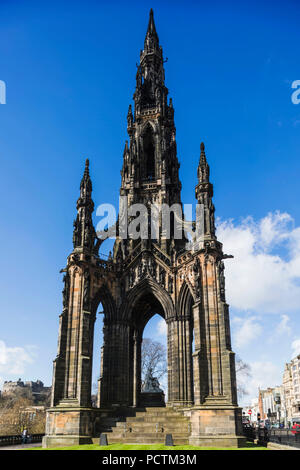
43;9;246;449
140;392;165;408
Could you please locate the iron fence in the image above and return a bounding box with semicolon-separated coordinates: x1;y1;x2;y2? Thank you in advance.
243;425;300;449
268;428;300;449
0;433;44;447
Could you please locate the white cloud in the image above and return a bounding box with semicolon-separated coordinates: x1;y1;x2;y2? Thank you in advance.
275;314;292;337
216;211;300;314
0;340;37;387
291;339;300;358
233;316;262;349
157;319;167;337
239;361;282;406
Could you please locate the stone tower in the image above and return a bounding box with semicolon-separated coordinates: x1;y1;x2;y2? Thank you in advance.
43;10;244;447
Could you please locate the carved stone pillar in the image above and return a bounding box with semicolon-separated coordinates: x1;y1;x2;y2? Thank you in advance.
100;321;132;407
132;330;142;407
43;265;95;448
97;346;104;408
185;254;244;447
167;318;193;406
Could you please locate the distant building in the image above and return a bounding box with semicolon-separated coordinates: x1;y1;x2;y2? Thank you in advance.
281;356;300;426
258;387;282;424
242;399;260;424
2;378;51;403
254;355;300;427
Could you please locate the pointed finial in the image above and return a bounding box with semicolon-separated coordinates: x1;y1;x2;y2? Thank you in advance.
80;158;92;194
148;8;157;35
200;142;207;165
83;158;90;177
149;8;154;28
144;8;159;49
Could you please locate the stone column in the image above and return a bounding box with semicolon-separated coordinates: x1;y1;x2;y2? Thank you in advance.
43;266;95;447
50;308;68;407
49;266;95;407
186;255;245;447
201;257;223;398
99;321;132;407
167;317;193;406
192;301;208;405
97;346;104;408
132;330;142;407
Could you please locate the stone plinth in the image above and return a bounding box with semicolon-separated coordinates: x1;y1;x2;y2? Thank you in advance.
184;405;247;448
42;406;94;448
139;391;165;407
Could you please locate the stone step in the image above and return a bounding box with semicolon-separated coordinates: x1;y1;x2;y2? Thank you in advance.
108;430;189;438
123;416;189;423
134;410;184;416
114;425;190;434
94;407;191;445
115;417;189;425
103;436;189;445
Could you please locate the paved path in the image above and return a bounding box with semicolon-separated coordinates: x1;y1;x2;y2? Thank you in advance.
0;442;42;450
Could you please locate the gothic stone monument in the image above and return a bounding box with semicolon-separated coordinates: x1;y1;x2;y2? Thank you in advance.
43;10;245;447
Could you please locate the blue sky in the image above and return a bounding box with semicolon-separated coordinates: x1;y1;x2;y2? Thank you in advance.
0;0;300;405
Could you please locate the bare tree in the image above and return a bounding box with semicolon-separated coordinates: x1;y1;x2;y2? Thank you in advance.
141;338;167;386
0;396;46;435
235;355;251;402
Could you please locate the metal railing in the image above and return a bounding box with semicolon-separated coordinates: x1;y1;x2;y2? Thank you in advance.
243;425;300;449
268;428;300;449
0;433;44;447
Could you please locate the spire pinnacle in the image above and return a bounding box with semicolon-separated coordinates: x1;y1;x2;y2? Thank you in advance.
73;159;95;251
144;8;159;51
80;158;92;195
200;142;207;164
147;8;156;35
195;142;215;238
197;141;210;184
84;158;90;177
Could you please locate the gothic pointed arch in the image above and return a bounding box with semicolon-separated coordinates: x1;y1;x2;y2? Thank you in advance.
177;281;195;318
141;123;156;181
121;276;175;326
91;283;117;322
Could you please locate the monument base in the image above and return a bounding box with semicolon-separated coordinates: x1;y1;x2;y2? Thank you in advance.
188;435;247;447
42;435;93;448
42;405;94;448
184;405;247;448
139;391;165;407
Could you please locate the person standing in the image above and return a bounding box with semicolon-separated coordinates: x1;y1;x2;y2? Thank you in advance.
22;429;28;444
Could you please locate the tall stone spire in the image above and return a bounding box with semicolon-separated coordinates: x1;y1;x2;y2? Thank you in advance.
144;8;159;52
195;143;216;239
73;159;96;251
134;9;167;115
117;8;184;256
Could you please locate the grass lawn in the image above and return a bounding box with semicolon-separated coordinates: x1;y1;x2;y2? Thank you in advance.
28;442;268;450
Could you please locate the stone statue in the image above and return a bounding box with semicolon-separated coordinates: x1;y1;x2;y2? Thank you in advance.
142;367;163;393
